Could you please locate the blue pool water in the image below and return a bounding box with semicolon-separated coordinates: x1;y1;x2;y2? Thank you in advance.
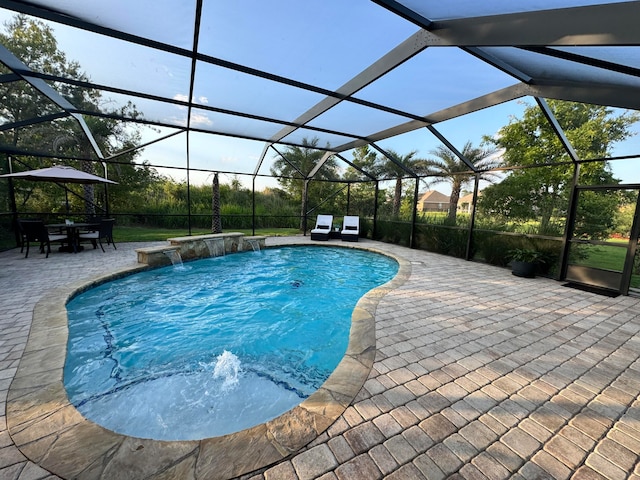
64;246;398;440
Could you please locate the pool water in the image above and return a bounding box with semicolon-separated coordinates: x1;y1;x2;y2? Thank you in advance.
64;246;398;440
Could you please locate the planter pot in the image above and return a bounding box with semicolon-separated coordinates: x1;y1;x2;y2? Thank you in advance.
511;260;537;278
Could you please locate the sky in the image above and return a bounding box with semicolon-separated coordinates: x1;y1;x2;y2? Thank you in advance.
0;1;638;195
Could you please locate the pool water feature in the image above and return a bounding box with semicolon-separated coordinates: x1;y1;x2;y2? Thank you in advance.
64;246;398;441
203;237;225;257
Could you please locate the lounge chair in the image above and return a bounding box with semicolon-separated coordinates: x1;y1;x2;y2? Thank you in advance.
18;219;67;258
341;215;360;242
310;214;333;241
78;218;117;252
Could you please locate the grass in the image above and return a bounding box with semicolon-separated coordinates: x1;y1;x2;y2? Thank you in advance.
569;241;640;288
5;225;640;288
570;244;626;271
113;226;301;243
0;226;301;253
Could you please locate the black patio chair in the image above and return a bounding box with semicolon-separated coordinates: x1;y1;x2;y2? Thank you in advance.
17;219;27;253
18;219;67;258
78;218;116;252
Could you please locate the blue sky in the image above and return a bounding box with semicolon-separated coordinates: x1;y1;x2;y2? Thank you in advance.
0;2;638;194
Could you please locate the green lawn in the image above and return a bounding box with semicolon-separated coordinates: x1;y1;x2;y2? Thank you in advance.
570;244;627;271
569;241;640;288
0;226;301;252
113;226;301;243
5;225;640;288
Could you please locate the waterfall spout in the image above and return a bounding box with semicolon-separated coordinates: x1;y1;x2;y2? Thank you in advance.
204;238;225;257
163;250;183;267
247;239;261;252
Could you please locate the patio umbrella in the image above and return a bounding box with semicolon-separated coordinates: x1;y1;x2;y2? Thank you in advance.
0;165;117;214
0;165;117;184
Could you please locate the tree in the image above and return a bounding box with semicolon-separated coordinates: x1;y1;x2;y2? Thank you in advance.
0;14;147;217
0;15;90;138
423;141;500;224
376;149;425;217
0;15;89;215
270;137;339;229
341;145;378;217
344;145;377;181
479;100;639;235
211;172;222;233
614;200;636;239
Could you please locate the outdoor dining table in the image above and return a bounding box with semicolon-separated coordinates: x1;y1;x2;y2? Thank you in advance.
46;222;99;253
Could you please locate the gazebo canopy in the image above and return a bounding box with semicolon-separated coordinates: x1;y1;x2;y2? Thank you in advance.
0;1;638;181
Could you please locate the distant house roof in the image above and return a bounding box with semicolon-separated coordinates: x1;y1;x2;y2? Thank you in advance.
457;191;483;204
458;192;474;204
418;190;450;203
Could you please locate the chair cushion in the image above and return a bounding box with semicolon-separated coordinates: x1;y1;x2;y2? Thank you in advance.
79;232;99;239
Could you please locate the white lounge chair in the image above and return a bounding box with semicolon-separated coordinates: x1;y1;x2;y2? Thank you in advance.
341;215;359;242
310;214;333;241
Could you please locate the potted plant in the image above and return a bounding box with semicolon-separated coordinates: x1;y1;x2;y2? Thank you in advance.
508;248;546;278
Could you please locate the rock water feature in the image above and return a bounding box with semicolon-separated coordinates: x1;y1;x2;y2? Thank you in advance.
136;233;266;266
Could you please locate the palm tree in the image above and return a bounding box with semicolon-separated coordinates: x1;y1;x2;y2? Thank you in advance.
270;137;338;229
211;172;222;233
423;141;500;223
377;149;426;217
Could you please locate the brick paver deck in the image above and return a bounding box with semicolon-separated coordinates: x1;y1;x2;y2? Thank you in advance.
1;236;639;479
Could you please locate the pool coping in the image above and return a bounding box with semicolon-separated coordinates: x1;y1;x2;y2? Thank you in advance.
6;242;410;480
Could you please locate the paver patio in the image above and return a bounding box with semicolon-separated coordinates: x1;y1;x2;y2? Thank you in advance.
1;236;639;479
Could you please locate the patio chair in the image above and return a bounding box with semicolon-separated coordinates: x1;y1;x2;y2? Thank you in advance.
341;215;360;242
84;215;102;225
310;214;333;241
17;219;27;254
18;219;67;258
78;218;116;252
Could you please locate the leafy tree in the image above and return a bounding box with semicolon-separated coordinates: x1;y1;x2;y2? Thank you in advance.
479;100;639;235
270;137;339;229
344;145;377;181
0;15;87;215
0;15;91;141
0;14;148;217
423;141;500;223
614;201;636;238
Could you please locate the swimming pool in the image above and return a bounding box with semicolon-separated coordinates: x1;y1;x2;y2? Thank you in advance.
64;246;398;440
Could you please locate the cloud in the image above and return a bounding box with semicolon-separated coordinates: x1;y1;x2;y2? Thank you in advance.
190;112;213;127
172;94;209;105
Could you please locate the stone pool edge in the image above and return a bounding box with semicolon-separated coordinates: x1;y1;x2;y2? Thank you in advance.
6;243;410;480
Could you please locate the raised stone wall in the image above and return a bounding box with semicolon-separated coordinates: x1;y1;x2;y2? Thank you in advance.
167;232;244;261
135;245;180;267
136;233;260;265
240;235;267;252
